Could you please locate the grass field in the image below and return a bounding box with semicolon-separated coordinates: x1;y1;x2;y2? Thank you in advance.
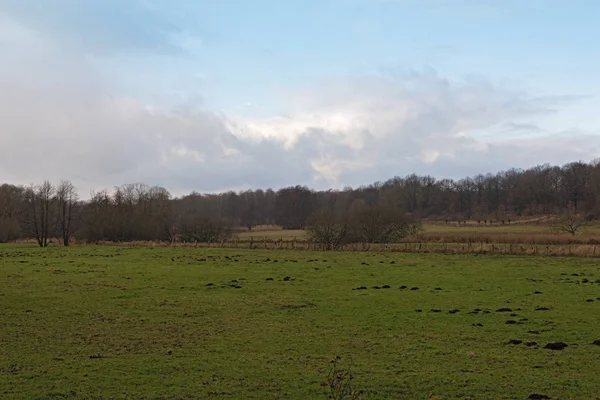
235;229;305;239
233;222;600;239
1;245;600;399
233;222;600;249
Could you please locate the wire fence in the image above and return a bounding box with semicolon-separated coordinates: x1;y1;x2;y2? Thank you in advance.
91;237;600;258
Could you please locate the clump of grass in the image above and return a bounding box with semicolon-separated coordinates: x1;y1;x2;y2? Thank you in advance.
324;356;362;400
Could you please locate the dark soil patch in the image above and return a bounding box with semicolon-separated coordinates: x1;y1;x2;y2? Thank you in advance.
534;291;542;294
507;339;522;345
434;287;443;291
415;309;422;313
265;278;274;281
472;323;483;327
543;342;568;350
410;287;419;291
352;286;367;291
526;342;538;347
430;309;442;313
535;307;550;311
283;276;291;281
505;320;518;325
382;285;391;289
372;286;381;289
528;330;540;334
586;299;594;302
529;394;551;400
496;308;512;312
592;340;600;346
448;309;460;314
280;303;316;310
399;286;407;289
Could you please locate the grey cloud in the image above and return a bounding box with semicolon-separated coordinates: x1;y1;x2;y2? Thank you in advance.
503;122;543;132
1;15;598;195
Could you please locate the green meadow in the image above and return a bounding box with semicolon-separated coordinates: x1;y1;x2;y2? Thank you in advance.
1;245;599;399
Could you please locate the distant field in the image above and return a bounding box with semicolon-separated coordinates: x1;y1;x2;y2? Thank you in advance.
424;221;600;234
234;222;600;242
2;245;600;399
423;222;549;234
236;229;305;239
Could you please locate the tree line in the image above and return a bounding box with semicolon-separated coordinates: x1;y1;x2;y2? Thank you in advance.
1;160;600;246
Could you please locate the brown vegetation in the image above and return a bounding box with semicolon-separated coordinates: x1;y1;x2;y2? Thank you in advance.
2;160;600;247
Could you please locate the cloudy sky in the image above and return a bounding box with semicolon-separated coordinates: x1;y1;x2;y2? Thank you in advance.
1;0;599;196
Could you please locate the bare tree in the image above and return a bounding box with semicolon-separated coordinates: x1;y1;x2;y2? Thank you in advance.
56;180;78;246
550;210;588;236
348;203;413;244
25;181;55;247
306;209;349;250
0;184;24;242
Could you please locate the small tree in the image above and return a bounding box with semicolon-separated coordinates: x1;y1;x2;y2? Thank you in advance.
324;356;362;400
56;180;78;246
348;204;412;244
178;216;232;243
24;181;55;247
306;210;349;250
550;210;588;236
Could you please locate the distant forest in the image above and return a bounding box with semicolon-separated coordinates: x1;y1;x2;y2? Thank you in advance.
1;160;599;245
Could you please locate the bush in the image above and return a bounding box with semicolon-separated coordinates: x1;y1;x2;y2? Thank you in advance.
307;204;420;249
324;356;362;400
306;210;350;250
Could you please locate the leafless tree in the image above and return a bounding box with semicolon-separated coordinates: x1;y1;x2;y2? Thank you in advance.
25;181;55;247
349;203;414;244
0;184;24;242
550;210;588;236
306;209;349;250
56;180;78;246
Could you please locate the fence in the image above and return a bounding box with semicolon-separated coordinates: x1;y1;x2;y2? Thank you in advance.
96;237;600;258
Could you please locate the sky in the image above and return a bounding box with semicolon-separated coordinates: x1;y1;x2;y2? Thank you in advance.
1;0;600;196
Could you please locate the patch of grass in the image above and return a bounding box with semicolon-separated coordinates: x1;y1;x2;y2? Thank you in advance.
235;229;306;239
1;245;600;399
233;222;600;244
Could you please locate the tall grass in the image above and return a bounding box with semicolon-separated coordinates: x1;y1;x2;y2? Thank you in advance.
74;237;600;258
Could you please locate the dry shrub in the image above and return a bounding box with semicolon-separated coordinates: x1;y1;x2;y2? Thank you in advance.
324;357;362;400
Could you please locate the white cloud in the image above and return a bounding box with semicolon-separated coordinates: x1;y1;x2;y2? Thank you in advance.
1;12;598;197
231;72;596;184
